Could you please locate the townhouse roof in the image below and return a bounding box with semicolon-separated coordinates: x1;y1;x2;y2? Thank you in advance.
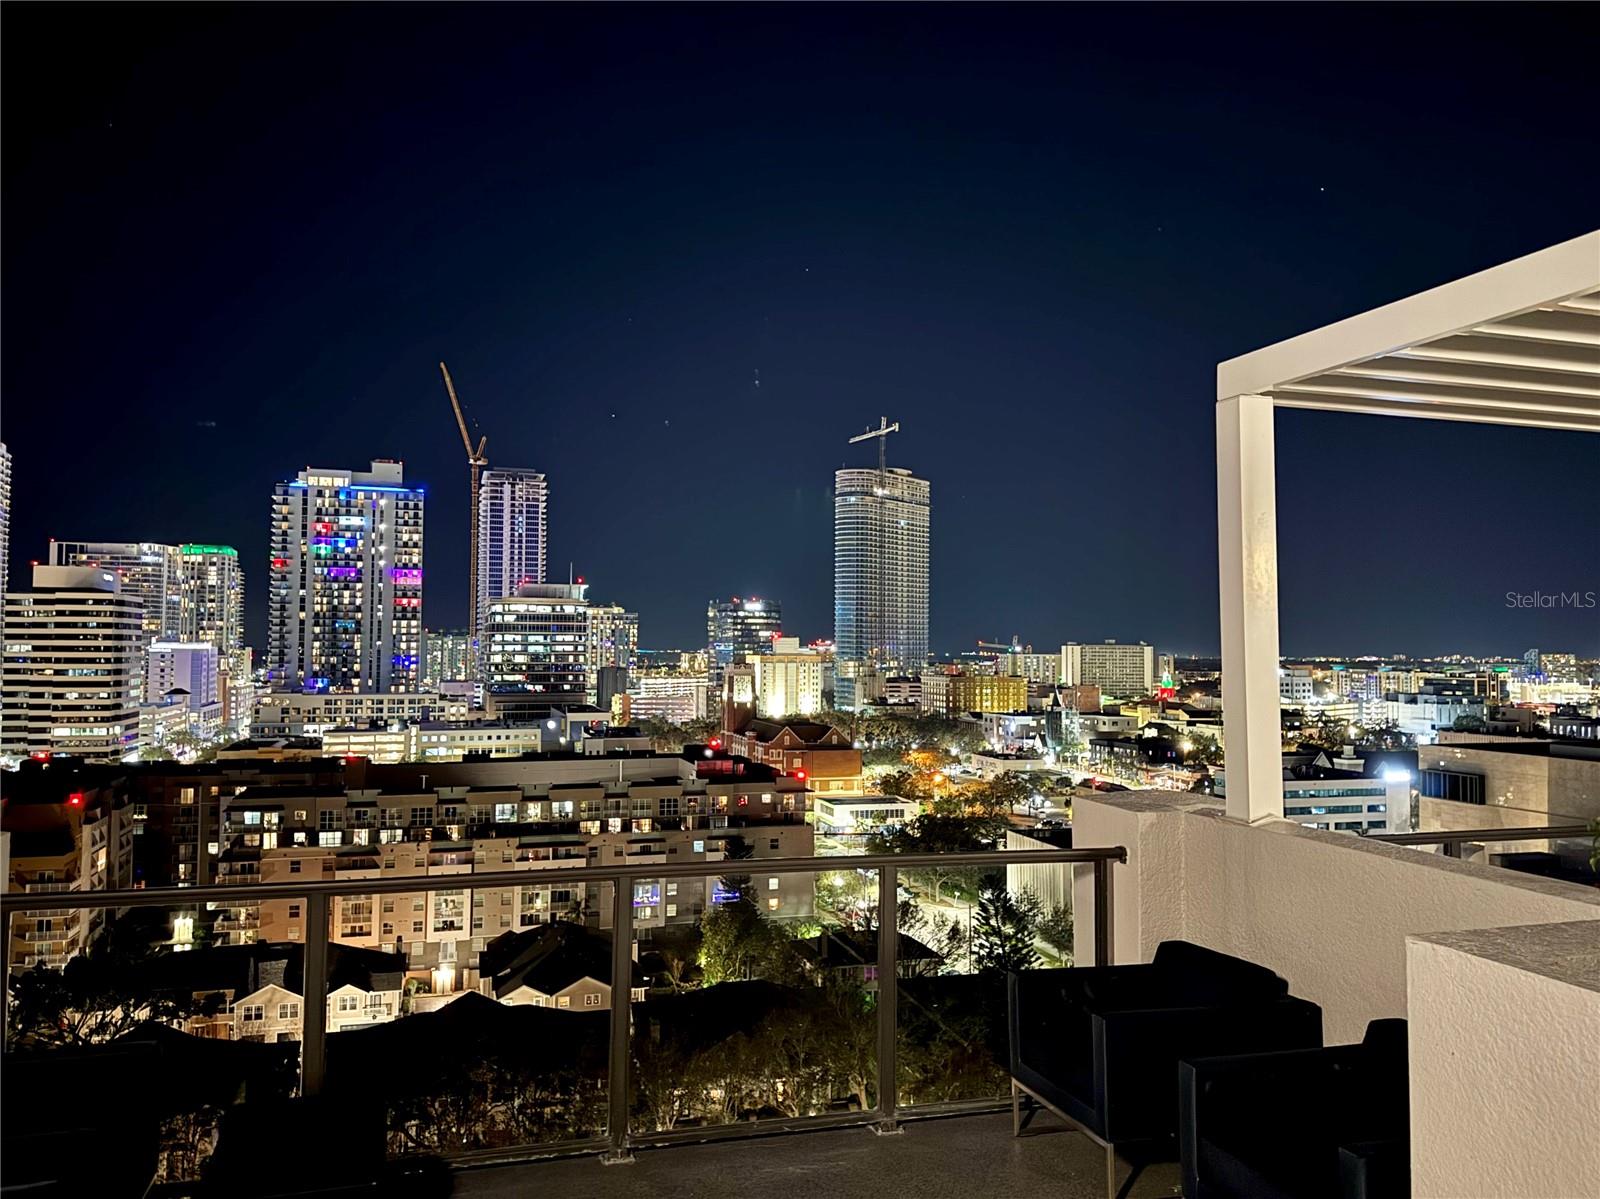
481;922;646;999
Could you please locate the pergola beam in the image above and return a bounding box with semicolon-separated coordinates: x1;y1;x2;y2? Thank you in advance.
1215;231;1600;825
1337;358;1600;397
1398;334;1600;373
1268;393;1600;433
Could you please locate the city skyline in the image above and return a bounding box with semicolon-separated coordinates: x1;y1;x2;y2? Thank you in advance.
3;6;1597;658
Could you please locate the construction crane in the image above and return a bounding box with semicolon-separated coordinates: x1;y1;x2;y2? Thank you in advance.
847;417;901;671
977;638;1022;654
848;416;900;476
439;362;489;643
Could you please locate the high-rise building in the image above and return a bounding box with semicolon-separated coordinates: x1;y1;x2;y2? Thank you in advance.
177;544;244;658
588;604;639;671
49;540;183;645
0;441;10;598
1060;641;1156;699
421;628;474;686
707;597;782;689
267;461;424;693
477;469;548;637
482;582;589;701
753;637;825;718
2;565;144;762
833;465;930;710
587;603;638;702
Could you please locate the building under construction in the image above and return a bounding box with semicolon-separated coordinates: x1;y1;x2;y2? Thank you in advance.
832;419;930;711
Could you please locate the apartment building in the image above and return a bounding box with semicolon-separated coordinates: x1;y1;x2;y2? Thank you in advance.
267;460;424;692
48;540;182;645
476;468;549;637
753;637;825;718
2;566;145;762
211;755;814;985
483;582;590;699
944;673;1028;716
1060;640;1156;699
252;691;445;737
319;719;547;763
177;544;245;658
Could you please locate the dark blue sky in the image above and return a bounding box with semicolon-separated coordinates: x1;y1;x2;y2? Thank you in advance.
4;5;1596;658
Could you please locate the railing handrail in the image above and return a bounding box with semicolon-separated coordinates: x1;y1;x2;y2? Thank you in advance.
0;845;1127;915
1369;823;1590;847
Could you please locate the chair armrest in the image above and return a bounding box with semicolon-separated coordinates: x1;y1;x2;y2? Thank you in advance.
1098;998;1323;1143
1180;1043;1367;1195
1338;1139;1410;1199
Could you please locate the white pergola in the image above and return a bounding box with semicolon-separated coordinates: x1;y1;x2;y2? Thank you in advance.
1215;230;1600;823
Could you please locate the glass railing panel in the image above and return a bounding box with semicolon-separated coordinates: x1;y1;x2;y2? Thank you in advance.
892;859;1074;1108
323;881;614;1156
628;866;878;1134
4;899;301;1188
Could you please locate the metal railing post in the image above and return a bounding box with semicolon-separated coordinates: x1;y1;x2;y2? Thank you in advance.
1092;858;1114;966
300;891;329;1096
602;875;635;1164
874;864;901;1135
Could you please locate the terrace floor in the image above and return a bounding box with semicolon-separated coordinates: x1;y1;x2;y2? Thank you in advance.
453;1111;1183;1199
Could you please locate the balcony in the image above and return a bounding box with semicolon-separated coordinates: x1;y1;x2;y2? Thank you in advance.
3;236;1596;1196
453;1111;1168;1199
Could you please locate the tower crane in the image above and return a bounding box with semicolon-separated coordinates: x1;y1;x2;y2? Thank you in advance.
440;362;489;642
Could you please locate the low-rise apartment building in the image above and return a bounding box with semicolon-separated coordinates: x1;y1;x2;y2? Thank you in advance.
252;691;446;737
211;753;815;988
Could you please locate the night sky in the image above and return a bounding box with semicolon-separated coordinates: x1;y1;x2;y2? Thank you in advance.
4;5;1596;658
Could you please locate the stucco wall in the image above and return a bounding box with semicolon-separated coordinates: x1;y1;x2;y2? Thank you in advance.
1073;794;1600;1042
1407;923;1600;1198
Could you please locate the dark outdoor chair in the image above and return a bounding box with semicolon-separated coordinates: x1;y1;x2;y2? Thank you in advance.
204;1095;449;1197
1;1043;162;1198
1179;1018;1409;1199
1008;940;1323;1199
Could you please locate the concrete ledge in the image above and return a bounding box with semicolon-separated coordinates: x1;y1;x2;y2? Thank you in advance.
1408;922;1600;1197
1073;792;1599;1042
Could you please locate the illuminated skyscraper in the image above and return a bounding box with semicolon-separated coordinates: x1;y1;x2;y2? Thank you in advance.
587;603;638;702
2;565;144;762
178;544;244;658
0;441;10;597
833;466;930;709
422;628;474;686
483;582;589;701
267;460;424;692
49;540;183;645
707;597;782;689
476;468;548;639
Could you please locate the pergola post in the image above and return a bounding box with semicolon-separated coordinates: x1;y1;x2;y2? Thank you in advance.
1216;393;1283;824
